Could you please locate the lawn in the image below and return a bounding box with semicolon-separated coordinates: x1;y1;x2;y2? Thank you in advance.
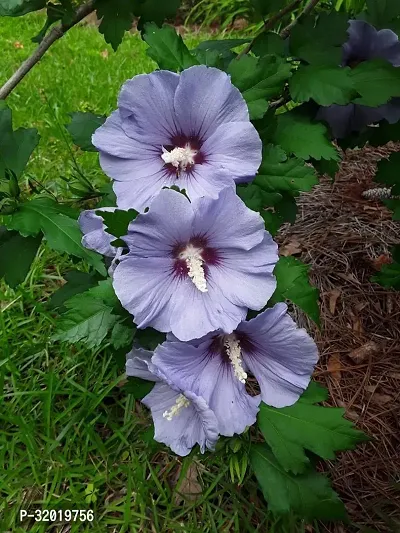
0;13;304;533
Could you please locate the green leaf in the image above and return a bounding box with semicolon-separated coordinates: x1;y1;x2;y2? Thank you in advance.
369;120;400;147
123;377;154;399
66;112;106;152
52;280;120;347
311;158;340;180
237;183;282;212
0;227;42;288
237;184;291;235
273;109;339;161
300;381;329;404
5;197;106;275
251;0;289;17
384;198;400;220
195;39;250;52
372;245;400;289
32;1;74;43
136;0;181;29
143;23;198;72
228;55;292;120
135;327;166;351
290;65;356;106
255;145;319;193
258;394;367;474
96;208;138;243
350;59;400;106
110;321;135;350
250;444;347;520
269;256;320;325
0;105;39;180
366;0;400;28
193;49;235;70
374;152;400;195
252;32;285;57
96;0;134;51
0;0;46;16
289;12;349;65
47;270;100;310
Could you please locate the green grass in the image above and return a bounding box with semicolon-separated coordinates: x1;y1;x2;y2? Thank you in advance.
0;13;306;533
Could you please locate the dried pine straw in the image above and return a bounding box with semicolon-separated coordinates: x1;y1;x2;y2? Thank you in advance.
277;144;400;532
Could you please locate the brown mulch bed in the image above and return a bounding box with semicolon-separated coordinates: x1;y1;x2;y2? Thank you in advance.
277;144;400;532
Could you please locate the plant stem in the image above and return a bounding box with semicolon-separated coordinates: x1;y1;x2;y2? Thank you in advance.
280;0;321;39
0;0;96;100
236;0;302;60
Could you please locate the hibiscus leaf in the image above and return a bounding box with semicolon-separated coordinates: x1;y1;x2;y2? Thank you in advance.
195;39;250;52
257;391;367;474
255;145;319;194
0;0;46;16
47;270;100;310
0;105;40;179
228;55;292;120
136;0;181;30
5;197;106;275
351;59;400;107
250;444;348;520
0;227;42;288
289;12;349;65
290;65;356;106
66;112;106;152
123;377;154;399
252;32;285;58
95;0;134;51
372;245;400;289
143;23;199;72
269;256;320;325
365;0;400;29
374;152;400;195
369;120;400;147
300;381;329;404
32;1;74;44
251;0;289;17
110;321;135;350
384;198;400;220
272;109;339;161
96;208;138;239
52;280;122;347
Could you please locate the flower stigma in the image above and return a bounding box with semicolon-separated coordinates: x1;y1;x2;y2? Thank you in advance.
161;144;198;172
224;334;247;383
179;244;208;293
163;394;191;421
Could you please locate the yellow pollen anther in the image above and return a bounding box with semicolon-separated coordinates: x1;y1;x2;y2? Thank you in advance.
163;394;191;421
224;334;247;383
179;244;208;293
161;144;198;172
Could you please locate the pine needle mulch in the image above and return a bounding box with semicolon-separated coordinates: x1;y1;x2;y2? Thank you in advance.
277;144;400;532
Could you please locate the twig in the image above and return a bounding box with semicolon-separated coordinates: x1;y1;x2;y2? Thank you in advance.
280;0;321;39
236;0;302;60
0;0;96;100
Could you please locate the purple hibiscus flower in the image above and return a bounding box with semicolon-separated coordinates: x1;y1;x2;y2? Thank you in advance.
153;303;319;437
92;65;262;211
126;347;219;456
79;208;125;275
112;187;278;342
316;20;400;138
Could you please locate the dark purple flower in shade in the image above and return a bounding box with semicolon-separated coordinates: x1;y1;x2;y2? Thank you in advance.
126;347;219;456
316;20;400;138
79;208;125;275
152;303;319;437
112;187;278;342
92;66;262;212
